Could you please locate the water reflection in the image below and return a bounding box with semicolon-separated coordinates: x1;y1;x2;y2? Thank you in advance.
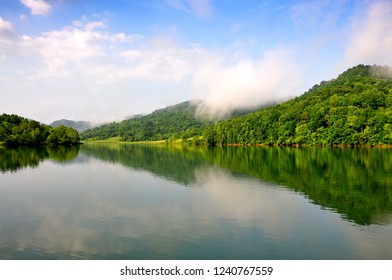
1;144;392;259
1;157;391;259
0;145;80;173
2;144;392;226
80;144;392;225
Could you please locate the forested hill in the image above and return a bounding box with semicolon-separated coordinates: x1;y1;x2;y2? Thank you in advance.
50;119;92;132
0;114;80;146
204;64;392;146
80;101;212;141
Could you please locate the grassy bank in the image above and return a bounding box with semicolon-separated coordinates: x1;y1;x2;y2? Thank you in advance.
82;137;187;145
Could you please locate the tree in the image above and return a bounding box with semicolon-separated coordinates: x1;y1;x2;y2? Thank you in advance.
0;114;80;146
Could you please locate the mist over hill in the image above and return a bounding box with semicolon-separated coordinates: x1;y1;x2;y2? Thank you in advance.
50;119;93;133
80;100;261;141
80;101;210;141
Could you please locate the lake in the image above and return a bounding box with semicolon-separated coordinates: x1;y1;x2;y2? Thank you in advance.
1;144;392;259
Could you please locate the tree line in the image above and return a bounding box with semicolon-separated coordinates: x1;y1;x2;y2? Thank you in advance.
0;114;80;146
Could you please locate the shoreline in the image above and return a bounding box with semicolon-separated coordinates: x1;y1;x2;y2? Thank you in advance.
80;138;392;148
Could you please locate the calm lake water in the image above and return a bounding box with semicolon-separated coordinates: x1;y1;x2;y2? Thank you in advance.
1;144;392;260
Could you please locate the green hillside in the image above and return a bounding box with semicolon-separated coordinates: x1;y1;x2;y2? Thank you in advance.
204;64;392;146
81;101;212;141
81;64;392;146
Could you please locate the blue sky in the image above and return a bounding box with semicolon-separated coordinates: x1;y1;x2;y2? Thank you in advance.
1;0;392;123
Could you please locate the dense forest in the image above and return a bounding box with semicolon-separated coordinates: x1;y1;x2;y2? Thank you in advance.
81;101;212;141
203;65;392;146
0;114;80;146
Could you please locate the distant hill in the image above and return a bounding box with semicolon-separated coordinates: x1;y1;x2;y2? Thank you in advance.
204;64;392;146
50;119;92;132
80;101;208;141
81;100;263;141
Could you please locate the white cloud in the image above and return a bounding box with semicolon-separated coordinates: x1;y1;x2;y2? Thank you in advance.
20;0;52;16
343;1;392;67
114;39;303;120
187;0;213;17
0;17;16;35
166;0;187;12
3;0;392;124
0;15;305;122
166;0;213;17
17;19;134;79
193;50;303;119
0;17;19;55
19;14;28;21
116;40;205;83
291;0;330;28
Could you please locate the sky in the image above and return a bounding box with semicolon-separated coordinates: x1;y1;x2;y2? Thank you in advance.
1;0;392;124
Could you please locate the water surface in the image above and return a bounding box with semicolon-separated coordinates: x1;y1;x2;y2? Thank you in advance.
1;144;391;259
